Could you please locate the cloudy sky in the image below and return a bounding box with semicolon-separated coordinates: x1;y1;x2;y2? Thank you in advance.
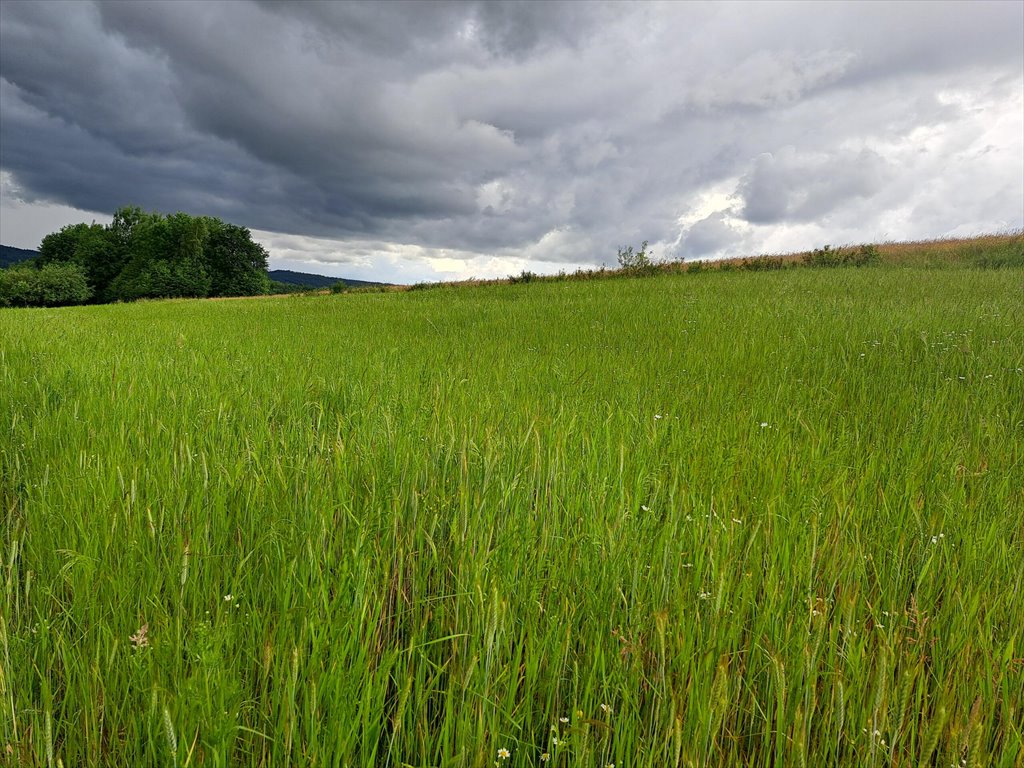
1;1;1021;284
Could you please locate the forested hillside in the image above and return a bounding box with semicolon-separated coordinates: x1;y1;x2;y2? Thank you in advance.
0;244;39;268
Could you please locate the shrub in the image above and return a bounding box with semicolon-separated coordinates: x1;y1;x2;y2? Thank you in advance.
0;267;35;307
803;244;842;267
850;244;880;266
617;240;657;274
0;262;93;307
803;244;881;268
508;270;538;284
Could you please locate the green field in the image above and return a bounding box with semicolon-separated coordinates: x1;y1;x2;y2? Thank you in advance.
2;263;1022;766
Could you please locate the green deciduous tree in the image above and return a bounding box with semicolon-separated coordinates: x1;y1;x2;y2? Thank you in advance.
29;207;270;305
205;220;270;297
38;223;115;297
107;212;206;301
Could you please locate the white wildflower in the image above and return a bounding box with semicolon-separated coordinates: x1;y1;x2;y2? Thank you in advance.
129;623;149;649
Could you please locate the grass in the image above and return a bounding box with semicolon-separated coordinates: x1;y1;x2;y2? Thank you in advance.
2;258;1023;766
400;231;1024;290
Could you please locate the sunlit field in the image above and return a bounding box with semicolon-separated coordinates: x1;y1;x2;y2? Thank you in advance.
2;261;1022;766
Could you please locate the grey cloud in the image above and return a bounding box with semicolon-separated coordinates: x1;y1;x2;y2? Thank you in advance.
739;147;892;225
1;0;1021;275
688;49;856;112
1;2;186;156
678;213;745;259
257;1;615;60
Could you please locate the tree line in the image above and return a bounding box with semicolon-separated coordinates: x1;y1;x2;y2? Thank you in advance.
1;206;270;307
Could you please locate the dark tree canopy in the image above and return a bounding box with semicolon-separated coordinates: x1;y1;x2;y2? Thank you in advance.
11;206;269;306
206;220;272;297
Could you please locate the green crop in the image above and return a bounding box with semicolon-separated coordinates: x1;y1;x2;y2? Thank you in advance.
2;264;1022;766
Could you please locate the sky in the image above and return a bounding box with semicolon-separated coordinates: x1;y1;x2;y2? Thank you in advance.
1;1;1021;284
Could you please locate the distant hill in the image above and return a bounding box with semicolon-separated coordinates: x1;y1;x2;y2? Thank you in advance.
267;269;389;289
1;244;39;268
1;245;388;288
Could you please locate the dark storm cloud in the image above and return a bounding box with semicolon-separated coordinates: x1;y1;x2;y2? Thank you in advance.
1;0;1021;274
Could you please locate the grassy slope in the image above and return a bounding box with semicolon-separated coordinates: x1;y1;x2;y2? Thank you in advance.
425;232;1024;289
2;261;1023;766
706;232;1024;270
